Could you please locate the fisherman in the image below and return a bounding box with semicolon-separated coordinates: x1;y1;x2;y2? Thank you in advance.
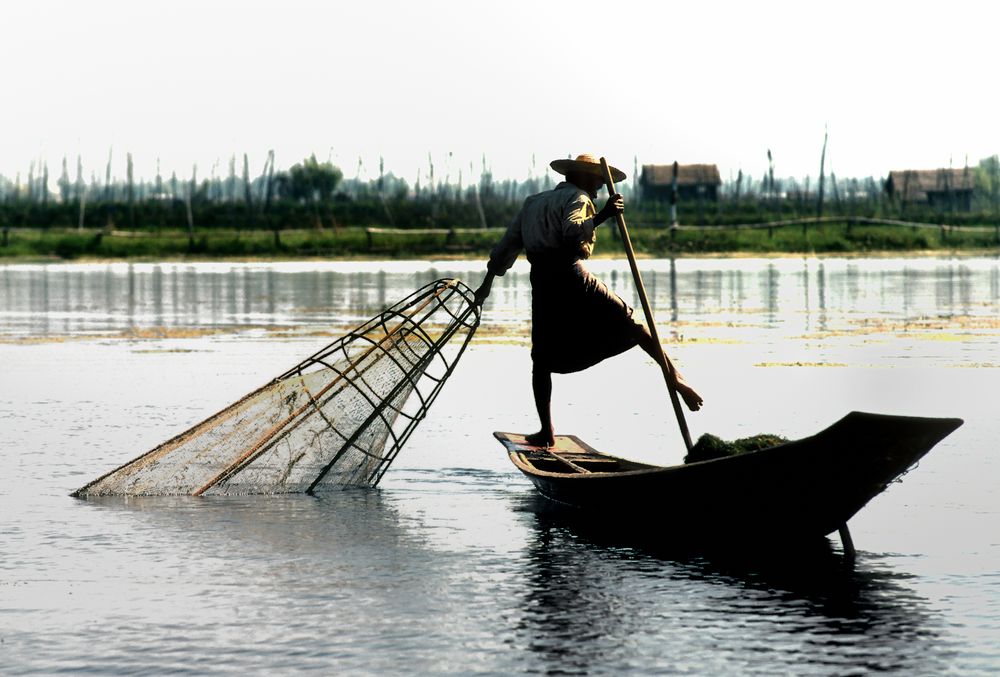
474;153;703;448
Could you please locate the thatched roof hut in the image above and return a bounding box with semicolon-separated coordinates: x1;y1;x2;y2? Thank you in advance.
885;168;975;210
640;164;722;202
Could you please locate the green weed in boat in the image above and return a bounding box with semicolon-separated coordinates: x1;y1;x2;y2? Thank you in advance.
684;433;788;464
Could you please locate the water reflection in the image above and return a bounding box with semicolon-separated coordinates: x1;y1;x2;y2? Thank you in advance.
81;488;418;560
515;495;951;674
3;257;997;674
2;259;999;367
0;263;412;336
30;490;455;674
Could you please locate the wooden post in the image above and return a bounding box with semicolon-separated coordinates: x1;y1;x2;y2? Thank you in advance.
767;149;776;212
471;162;488;229
186;165;196;250
838;524;856;559
900;172;910;220
816;126;828;219
75;155;84;212
831;172;841;215
78;185;87;232
263;150;275;212
58;157;70;203
126;152;135;229
601;158;693;453
669;160;679;228
670;161;679;243
0;177;8;245
378;155;396;228
242;153;254;231
261;150;279;248
633;155;640;207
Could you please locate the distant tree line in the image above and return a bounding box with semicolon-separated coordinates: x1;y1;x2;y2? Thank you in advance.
2;151;1000;249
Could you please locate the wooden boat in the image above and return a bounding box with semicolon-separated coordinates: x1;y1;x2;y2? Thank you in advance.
495;412;962;544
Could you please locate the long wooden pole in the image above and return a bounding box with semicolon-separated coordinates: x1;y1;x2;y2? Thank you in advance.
600;157;693;453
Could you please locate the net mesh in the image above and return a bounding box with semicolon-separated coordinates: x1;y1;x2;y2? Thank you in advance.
74;278;480;497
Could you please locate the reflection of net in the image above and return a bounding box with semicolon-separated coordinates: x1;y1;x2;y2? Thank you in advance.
73;279;480;497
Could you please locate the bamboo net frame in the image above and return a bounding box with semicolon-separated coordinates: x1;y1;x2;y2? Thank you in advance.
73;278;480;497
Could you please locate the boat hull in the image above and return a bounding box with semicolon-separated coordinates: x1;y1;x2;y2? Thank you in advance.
497;412;962;541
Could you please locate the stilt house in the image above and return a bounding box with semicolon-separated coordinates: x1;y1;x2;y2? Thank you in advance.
885;168;975;211
640;164;722;202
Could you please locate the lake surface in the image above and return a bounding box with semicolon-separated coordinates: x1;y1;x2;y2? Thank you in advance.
1;256;998;674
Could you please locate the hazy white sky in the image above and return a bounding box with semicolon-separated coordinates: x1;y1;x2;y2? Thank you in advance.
2;0;998;187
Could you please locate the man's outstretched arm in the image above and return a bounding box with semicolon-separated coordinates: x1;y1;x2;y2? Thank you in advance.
477;207;524;306
474;271;495;307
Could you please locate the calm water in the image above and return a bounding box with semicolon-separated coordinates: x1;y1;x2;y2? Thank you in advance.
1;256;999;674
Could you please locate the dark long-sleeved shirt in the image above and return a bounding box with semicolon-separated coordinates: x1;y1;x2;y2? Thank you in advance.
487;182;598;276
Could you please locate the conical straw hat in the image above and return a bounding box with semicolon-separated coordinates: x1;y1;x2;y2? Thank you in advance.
550;153;626;183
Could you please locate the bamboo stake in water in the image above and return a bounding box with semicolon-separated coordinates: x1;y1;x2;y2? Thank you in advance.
600;157;693;453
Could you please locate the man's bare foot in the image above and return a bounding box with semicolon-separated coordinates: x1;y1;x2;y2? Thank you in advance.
675;382;704;412
525;427;555;448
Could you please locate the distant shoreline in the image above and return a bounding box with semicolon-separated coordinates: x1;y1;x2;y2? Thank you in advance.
0;224;997;263
1;249;996;267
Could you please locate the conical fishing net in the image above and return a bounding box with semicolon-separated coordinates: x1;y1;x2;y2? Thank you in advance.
74;278;480;497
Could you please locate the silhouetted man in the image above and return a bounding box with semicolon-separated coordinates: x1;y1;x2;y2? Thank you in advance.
475;153;702;447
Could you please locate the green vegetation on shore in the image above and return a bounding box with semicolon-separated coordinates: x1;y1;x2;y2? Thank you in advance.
3;153;999;260
2;221;997;262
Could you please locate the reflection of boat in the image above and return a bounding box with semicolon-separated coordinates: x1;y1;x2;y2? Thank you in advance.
515;491;951;675
496;411;962;544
